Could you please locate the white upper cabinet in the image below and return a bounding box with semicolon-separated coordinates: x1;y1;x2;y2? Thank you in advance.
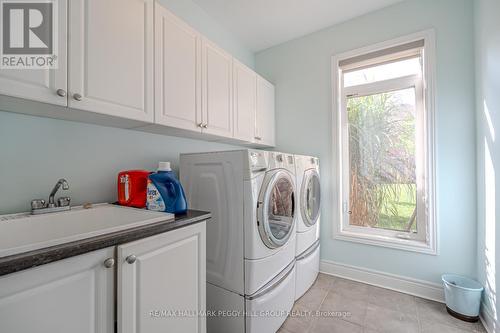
256;76;276;147
201;38;233;137
0;0;67;106
118;223;206;333
68;0;154;122
154;4;201;131
0;1;275;146
233;60;257;142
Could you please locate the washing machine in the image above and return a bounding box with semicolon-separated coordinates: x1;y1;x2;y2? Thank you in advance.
180;150;297;333
294;155;321;300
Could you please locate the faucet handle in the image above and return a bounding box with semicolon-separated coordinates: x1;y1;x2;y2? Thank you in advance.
31;199;46;210
59;179;69;190
57;197;71;207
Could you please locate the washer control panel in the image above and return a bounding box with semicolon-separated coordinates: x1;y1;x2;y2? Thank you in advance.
249;150;267;171
269;151;295;173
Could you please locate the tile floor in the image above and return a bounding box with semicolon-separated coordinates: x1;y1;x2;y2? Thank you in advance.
279;273;486;333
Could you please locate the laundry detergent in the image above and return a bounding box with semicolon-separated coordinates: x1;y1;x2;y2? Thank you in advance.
147;162;188;214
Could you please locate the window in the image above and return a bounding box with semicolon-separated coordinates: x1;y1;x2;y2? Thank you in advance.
332;31;436;254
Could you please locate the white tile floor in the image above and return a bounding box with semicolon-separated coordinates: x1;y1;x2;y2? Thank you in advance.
279;273;486;333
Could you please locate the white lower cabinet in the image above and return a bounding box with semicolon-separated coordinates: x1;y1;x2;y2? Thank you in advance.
0;222;207;333
118;222;206;333
0;247;115;333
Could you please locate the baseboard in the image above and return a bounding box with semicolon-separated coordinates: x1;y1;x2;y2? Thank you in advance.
480;302;498;333
320;259;444;302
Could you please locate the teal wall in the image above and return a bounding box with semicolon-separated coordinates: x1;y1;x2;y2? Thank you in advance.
255;0;477;284
0;112;239;214
475;0;500;328
0;0;251;214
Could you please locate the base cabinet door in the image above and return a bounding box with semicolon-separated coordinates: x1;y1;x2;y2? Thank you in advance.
256;76;276;147
0;0;67;106
0;247;115;333
118;222;206;333
68;0;154;122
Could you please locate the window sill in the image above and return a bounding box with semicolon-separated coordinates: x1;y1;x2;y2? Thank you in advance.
333;229;437;255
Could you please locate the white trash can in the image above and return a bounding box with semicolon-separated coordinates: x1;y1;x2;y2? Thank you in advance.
442;274;483;322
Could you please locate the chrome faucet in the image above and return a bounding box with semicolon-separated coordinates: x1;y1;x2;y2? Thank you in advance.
48;179;69;208
31;179;71;215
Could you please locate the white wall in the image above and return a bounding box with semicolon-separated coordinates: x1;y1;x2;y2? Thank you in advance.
256;0;477;284
474;0;500;330
0;0;252;214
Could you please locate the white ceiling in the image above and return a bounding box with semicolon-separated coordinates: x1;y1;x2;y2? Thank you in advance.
192;0;405;52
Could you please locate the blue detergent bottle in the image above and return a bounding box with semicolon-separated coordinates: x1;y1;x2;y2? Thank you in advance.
146;162;188;214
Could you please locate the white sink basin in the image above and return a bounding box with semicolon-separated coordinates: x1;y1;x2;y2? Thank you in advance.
0;204;174;257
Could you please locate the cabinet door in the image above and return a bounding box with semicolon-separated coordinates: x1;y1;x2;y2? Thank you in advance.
68;0;154;122
0;247;115;333
0;0;67;106
233;60;257;142
201;39;233;137
256;76;276;147
154;4;202;131
118;222;206;333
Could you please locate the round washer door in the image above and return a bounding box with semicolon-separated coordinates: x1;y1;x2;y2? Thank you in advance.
257;170;295;249
301;169;321;227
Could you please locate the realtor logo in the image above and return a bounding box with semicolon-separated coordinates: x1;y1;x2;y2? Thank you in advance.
1;0;58;69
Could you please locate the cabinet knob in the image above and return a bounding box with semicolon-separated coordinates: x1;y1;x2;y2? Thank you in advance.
73;93;83;101
125;254;137;264
197;123;203;128
254;136;262;141
103;258;115;268
56;89;67;97
202;123;208;128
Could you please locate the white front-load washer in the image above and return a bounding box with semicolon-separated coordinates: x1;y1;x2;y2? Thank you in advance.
180;150;297;333
294;155;321;300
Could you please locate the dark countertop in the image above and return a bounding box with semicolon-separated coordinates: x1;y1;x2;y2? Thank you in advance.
0;209;211;277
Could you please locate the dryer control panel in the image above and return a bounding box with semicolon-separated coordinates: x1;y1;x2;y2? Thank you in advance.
269;152;295;175
245;150;268;179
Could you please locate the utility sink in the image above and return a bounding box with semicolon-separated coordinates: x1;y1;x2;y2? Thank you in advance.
0;204;174;257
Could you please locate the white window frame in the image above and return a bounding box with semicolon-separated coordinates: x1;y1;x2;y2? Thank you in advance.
331;30;437;255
